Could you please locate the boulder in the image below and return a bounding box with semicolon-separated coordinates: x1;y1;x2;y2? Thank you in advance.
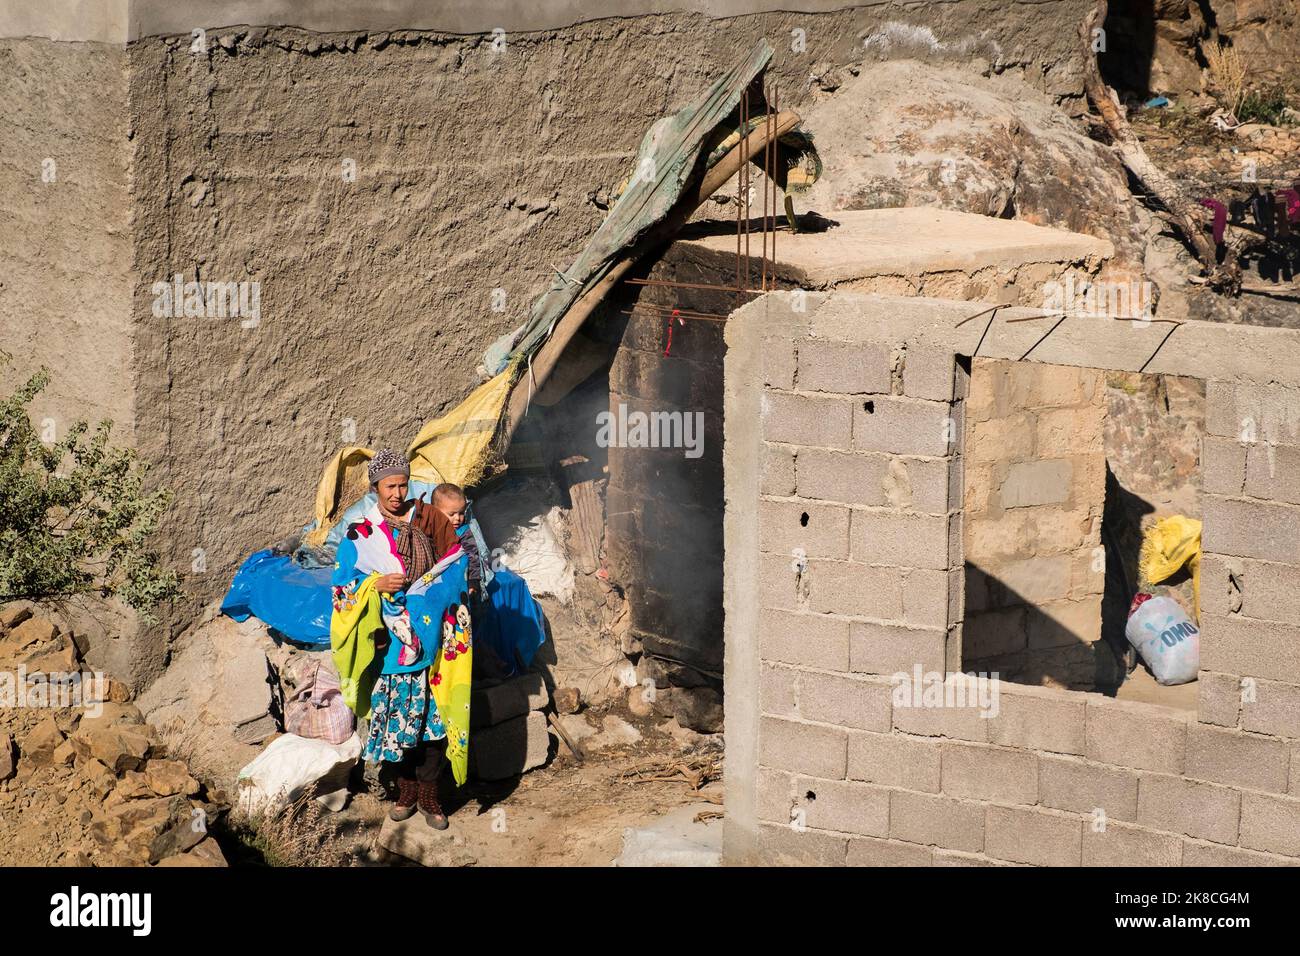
155;836;227;867
19;716;65;770
671;686;724;734
8;615;54;649
378;814;476;867
72;726;151;774
143;759;200;797
585;714;642;751
0;734;15;781
0;604;33;629
797;60;1146;276
553;686;581;715
80;758;117;800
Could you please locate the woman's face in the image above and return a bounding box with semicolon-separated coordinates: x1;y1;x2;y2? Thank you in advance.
375;474;408;514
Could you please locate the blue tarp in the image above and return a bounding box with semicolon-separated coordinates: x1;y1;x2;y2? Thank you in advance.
221;549;333;649
220;550;548;668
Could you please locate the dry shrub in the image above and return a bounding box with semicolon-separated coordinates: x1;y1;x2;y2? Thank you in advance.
226;790;353;867
1205;42;1247;116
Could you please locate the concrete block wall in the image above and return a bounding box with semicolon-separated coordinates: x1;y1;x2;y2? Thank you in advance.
724;291;1300;866
963;359;1111;689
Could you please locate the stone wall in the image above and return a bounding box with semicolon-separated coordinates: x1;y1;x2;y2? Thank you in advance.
724;291;1300;866
963;359;1111;690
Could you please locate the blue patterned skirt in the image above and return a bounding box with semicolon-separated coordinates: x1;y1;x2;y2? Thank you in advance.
362;670;447;764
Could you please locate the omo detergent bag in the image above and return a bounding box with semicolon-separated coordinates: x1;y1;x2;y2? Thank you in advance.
1124;594;1200;686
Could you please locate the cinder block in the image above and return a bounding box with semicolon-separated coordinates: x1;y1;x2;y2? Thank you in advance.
1084;699;1188;774
1201;436;1247;496
902;567;950;630
762;337;797;389
759;716;847;779
470;710;549;781
940;742;1038;805
892;685;992;743
760;609;850;671
999;459;1072;509
1239;792;1300;857
759;552;802;613
1204;382;1300;442
985;806;1081;867
850;510;949;569
1242;679;1300;738
962;607;1028;659
1082;822;1182;867
754;821;848;865
795;448;889;504
761;442;797;496
797;671;893;733
759;499;850;559
1231;556;1300;623
1183;839;1300;866
1185;724;1290;793
1039;755;1138;821
805;560;904;620
762;390;853;449
756;767;799;825
987;687;1086;755
1136;773;1241;844
1201;613;1300;684
758;663;799;718
795;777;892;837
853;396;953;458
849;621;946;676
470;672;549;729
907;456;954;514
888;790;985;853
847;730;941;791
846;836;934;866
1246;442;1300;505
1197;671;1242;728
903;348;957;402
1203;495;1300;564
798;339;892;395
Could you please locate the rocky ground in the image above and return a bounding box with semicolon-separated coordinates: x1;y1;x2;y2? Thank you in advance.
0;604;228;867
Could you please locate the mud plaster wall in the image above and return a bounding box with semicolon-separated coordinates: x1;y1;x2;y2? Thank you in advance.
7;1;1097;687
963;359;1111;690
724;291;1300;866
0;39;133;441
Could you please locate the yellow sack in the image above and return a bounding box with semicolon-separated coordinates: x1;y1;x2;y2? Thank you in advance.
430;603;474;786
1138;515;1202;619
406;367;513;489
330;573;383;722
304;368;515;549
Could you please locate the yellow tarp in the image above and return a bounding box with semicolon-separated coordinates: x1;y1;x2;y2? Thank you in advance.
304;367;514;548
1139;515;1202;619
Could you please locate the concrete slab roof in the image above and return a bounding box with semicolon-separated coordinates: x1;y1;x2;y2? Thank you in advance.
681;207;1114;287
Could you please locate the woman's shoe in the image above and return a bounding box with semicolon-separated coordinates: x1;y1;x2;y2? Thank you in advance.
418;780;449;830
389;776;419;822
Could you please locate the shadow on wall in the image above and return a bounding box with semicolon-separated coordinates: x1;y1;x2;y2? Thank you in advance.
963;559;1129;693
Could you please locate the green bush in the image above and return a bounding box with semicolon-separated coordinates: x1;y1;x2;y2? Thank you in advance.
0;364;180;620
1238;86;1295;126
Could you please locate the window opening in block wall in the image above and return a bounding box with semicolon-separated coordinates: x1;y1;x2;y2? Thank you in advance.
960;357;1205;708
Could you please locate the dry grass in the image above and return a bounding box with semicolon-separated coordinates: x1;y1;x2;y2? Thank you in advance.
1205;42;1247;117
225;790;354;867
